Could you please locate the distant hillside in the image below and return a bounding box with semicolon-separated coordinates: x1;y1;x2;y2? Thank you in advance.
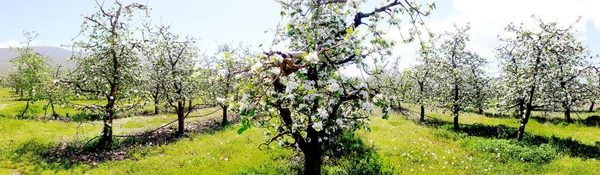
0;46;76;73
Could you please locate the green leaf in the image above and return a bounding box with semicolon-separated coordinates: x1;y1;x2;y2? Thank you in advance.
382;114;389;120
237;126;248;134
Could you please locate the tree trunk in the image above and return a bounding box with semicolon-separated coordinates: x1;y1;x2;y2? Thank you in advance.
302;128;323;175
419;105;425;121
99;115;114;147
564;106;572;123
221;106;228;126
517;105;531;141
517;83;538;141
99;98;116;148
20;88;23;97
19;100;30;118
188;99;193;111
518;99;524;118
49;99;57;120
154;99;160;115
589;101;595;112
303;147;323;175
177;101;185;136
452;78;459;130
477;107;484;115
453;110;459;130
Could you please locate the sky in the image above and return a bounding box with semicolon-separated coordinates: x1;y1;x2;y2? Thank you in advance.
1;0;599;75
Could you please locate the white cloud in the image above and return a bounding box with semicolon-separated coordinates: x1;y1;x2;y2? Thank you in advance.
0;40;22;48
387;0;600;74
0;40;38;48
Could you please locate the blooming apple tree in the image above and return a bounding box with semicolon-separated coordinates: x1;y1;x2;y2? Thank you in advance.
9;31;52;118
406;37;439;121
63;0;149;147
496;16;589;140
206;43;252;125
228;0;433;173
142;24;200;136
431;24;485;130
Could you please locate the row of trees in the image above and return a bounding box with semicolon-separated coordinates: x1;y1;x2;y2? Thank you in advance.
6;0;598;173
0;1;244;146
1;0;435;174
381;16;599;141
1;32;67;119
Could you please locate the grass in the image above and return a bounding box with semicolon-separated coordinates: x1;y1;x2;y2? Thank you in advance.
2;88;600;174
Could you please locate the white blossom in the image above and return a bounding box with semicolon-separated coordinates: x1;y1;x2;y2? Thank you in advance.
336;118;343;126
317;108;328;119
273;54;284;63
216;97;226;103
286;81;298;93
312;121;323;131
328;81;340;92
361;101;375;111
305;51;320;64
251;62;262;72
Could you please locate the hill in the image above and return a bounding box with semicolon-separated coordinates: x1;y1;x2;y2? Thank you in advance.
0;46;75;72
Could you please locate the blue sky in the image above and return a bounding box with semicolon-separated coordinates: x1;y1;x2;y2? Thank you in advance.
1;0;599;74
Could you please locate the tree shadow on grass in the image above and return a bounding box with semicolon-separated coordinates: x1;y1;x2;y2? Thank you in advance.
9;115;241;171
531;115;600;127
482;112;519;119
418;118;600;160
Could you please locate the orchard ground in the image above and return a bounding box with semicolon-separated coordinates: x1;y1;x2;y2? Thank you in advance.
1;87;600;174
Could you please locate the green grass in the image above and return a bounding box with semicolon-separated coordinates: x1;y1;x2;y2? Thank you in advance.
2;88;600;174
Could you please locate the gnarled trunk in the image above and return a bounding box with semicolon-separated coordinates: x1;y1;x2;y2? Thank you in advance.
99;97;117;148
589;101;595;112
99;115;114;147
517;89;536;141
301;127;323;175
